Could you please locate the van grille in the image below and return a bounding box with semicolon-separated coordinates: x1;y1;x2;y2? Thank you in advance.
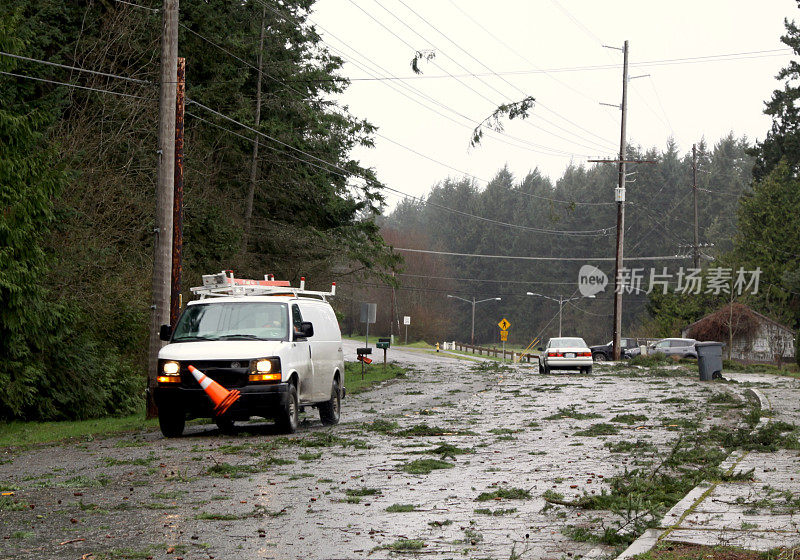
178;360;249;389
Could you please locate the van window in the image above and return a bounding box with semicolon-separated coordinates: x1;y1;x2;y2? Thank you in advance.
172;302;288;341
292;304;304;334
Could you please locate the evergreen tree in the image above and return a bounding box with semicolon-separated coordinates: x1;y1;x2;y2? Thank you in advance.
751;12;800;181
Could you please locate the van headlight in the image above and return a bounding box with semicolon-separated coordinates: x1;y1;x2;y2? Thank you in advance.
249;358;281;383
255;359;271;373
162;361;180;375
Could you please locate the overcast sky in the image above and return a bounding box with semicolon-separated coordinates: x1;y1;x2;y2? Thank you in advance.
312;0;797;210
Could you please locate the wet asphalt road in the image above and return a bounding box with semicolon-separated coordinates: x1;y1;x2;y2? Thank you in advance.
0;342;763;560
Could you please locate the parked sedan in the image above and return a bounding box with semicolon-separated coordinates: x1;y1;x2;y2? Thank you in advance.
648;338;698;359
538;337;593;374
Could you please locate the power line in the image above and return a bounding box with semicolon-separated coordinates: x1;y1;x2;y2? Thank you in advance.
397;273;574;285
393;247;689;261
186;98;612;236
110;0;159;11
404;0;615;148
331;48;791;81
0;51;151;84
446;0;618;131
257;0;597;160
0;70;149;99
346;0;615;154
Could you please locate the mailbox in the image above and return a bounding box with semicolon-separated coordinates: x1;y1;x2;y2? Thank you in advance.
376;338;391;350
356;347;372;356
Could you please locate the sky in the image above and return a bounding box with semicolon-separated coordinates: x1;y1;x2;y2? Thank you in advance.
311;0;798;210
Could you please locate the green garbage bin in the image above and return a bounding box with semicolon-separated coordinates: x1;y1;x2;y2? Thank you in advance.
696;341;723;381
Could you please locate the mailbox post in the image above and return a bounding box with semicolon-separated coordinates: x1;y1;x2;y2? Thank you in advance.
377;337;391;370
359;303;377;379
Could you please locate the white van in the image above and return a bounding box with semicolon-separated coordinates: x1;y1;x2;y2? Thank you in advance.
153;273;345;437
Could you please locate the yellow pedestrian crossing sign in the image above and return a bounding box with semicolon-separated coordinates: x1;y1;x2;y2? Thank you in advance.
498;318;511;331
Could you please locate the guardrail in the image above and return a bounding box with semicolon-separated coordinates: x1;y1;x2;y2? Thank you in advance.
452;342;536;363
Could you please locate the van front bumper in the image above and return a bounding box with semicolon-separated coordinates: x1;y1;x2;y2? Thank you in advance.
153;383;289;420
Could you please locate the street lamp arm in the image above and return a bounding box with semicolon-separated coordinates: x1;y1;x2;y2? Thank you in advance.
475;297;501;305
526;292;559;303
447;294;471;304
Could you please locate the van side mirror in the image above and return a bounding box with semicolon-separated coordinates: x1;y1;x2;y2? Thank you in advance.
159;324;172;341
295;321;314;339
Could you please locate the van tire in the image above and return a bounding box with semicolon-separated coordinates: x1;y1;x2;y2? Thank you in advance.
319;378;341;426
215;417;236;434
275;383;299;433
159;408;185;438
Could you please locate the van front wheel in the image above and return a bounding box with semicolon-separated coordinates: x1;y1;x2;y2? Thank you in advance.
158;407;185;438
319;378;341;426
275;383;299;433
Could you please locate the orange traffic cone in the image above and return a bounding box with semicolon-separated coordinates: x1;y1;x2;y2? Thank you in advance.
188;365;241;416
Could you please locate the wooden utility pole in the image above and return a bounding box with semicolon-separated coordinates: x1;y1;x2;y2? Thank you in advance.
244;7;267;247
611;40;629;361
147;0;179;418
692;144;699;269
170;57;185;328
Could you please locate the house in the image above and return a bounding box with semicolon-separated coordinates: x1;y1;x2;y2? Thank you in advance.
682;303;795;364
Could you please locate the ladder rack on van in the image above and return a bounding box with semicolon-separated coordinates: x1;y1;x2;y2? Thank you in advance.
190;271;336;301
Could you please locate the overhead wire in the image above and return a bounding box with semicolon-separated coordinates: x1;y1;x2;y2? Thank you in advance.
0;70;150;99
406;0;616;149
344;0;616;154
393;247;689;261
186;98;613;236
0;51;152;84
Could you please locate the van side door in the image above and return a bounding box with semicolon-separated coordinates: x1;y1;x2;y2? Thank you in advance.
290;304;314;402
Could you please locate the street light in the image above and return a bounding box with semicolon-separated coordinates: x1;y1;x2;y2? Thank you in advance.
526;292;596;337
447;295;501;346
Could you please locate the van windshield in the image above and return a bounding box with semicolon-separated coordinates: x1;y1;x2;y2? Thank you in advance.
172;302;289;342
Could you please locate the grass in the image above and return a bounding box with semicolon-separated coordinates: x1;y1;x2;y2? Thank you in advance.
548;404;796;548
545;405;603;420
0;413;158;447
344;361;408;394
605;439;658;454
346;487;382;497
574;423;620;436
195;512;241;521
628;353;673;367
376;539;426;552
386;503;420;512
205;462;262;478
400;458;454;474
610;413;649;425
475;487;531;501
474;507;517;516
393;423;477;437
630;542;798;560
0;497;29;511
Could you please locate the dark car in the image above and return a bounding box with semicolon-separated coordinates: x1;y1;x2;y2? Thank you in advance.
590;337;640;361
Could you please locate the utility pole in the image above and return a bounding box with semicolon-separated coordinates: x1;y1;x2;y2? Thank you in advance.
170;57;185;329
558;295;563;338
612;40;629;361
692;143;699;269
244;6;266;248
590;41;655;359
147;0;179;418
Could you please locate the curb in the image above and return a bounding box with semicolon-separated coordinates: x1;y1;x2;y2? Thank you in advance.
614;380;770;559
